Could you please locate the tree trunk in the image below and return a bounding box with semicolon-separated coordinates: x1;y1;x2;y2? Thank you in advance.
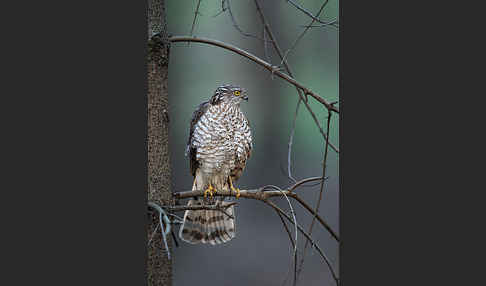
147;0;172;285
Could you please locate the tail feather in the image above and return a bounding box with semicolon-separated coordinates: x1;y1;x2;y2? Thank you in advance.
224;203;236;240
206;209;221;245
215;208;229;243
179;199;236;245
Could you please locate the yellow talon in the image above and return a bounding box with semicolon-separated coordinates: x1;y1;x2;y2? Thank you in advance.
204;184;215;198
229;177;241;199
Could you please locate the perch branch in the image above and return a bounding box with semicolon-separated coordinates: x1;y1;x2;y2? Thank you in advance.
164;202;237;212
162;203;236;219
173;186;339;242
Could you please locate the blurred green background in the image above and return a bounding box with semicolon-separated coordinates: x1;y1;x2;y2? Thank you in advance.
166;1;338;285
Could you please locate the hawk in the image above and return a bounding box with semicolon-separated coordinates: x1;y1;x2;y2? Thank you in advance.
179;84;252;245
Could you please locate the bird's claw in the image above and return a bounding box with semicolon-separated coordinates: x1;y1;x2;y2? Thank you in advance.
232;187;241;199
229;178;240;199
203;184;215;199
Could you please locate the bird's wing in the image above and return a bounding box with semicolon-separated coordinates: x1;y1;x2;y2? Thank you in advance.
231;115;252;181
187;101;210;177
245;116;252;159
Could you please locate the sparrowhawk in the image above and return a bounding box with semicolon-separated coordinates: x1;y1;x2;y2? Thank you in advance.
179;84;252;245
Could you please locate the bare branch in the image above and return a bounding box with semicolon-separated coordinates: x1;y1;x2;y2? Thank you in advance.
169;36;339;114
253;0;339;154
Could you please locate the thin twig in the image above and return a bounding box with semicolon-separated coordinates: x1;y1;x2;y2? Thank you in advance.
288;194;339;242
281;0;331;65
301;19;339;29
288;176;325;192
287;98;301;184
262;26;271;63
276;210;295;249
225;0;268;41
298;111;333;279
169;36;339;114
264;200;339;285
213;0;227;17
171;229;179;248
287;0;333;25
190;0;202;37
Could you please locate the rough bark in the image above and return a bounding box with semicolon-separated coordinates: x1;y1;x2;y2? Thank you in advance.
147;0;172;285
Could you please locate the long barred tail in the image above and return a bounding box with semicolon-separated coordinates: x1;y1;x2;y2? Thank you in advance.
179;199;236;245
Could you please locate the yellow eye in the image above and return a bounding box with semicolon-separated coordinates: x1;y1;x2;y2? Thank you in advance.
234;90;241;96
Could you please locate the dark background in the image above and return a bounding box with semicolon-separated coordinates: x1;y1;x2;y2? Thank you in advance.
166;1;338;285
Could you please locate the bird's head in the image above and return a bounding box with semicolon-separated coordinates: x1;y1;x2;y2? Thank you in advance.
210;84;248;106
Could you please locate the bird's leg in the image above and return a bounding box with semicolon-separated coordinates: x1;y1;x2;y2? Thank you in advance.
229;177;240;199
203;183;215;199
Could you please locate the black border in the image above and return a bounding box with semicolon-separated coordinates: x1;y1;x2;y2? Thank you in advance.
2;1;147;285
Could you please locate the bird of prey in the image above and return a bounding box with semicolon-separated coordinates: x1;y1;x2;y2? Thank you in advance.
179;84;252;245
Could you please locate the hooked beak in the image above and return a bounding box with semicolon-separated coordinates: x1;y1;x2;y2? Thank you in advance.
243;95;249;101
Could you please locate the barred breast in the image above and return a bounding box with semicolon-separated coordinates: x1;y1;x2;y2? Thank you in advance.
190;101;252;189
